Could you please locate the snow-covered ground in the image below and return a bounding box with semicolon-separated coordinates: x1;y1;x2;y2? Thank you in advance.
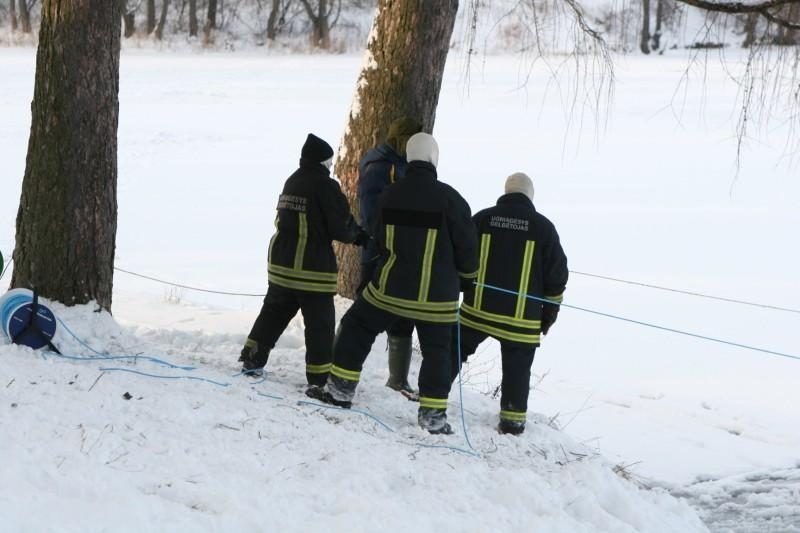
1;47;799;531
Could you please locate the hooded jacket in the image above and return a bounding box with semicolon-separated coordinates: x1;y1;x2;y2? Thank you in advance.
461;193;568;345
267;157;362;294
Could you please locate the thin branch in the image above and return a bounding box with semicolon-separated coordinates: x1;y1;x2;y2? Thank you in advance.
676;0;800;13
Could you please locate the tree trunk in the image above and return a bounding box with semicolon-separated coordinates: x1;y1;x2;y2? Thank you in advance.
146;0;155;33
18;0;31;33
652;0;664;50
334;0;459;298
203;0;217;45
640;0;651;53
9;0;17;32
742;12;758;47
122;0;136;38
267;0;279;40
12;0;121;311
188;0;197;36
155;0;169;39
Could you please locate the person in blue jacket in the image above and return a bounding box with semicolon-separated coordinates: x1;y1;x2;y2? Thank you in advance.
356;117;423;398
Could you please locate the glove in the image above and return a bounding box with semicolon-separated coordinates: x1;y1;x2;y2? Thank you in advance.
353;229;371;248
541;304;559;335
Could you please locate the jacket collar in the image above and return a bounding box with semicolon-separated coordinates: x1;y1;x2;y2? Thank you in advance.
406;160;437;179
497;192;535;210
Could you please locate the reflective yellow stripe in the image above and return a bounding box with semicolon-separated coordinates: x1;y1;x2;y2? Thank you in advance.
546;293;564;303
417;229;438;302
293;212;308;270
459;271;479;279
419;397;448;409
268;216;280;263
331;365;360;382
515;241;535;319
461;302;541;329
268;273;337;293
460;315;540;344
474;233;491;309
268;263;337;282
244;338;257;349
306;363;332;375
378;224;396;290
363;286;458;323
368;283;458;311
389;164;396;184
500;410;527;422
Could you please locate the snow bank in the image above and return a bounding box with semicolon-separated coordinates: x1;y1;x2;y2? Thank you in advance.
0;300;706;532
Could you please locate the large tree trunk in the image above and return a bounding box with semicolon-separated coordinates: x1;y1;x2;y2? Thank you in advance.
300;0;332;49
12;0;121;311
188;0;197;36
155;0;169;39
640;0;651;53
9;0;18;32
334;0;459;298
18;0;31;33
652;0;664;50
146;0;156;33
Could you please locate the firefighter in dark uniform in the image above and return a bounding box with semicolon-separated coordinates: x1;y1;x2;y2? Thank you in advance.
239;133;368;392
455;172;568;435
311;133;479;434
357;117;423;397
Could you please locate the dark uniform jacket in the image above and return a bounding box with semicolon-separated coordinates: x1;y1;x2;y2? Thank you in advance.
357;144;408;266
362;161;479;324
268;159;361;294
461;193;568;345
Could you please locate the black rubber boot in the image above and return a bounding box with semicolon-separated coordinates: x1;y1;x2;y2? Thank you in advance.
306;374;357;409
418;407;454;435
238;338;270;377
386;335;417;399
498;419;526;436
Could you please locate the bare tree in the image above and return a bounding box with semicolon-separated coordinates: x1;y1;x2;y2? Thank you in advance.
18;0;31;33
189;0;198;36
299;0;339;49
122;0;137;38
155;0;169;39
146;0;155;33
13;0;121;310
203;0;217;45
267;0;284;40
334;0;459;297
9;0;18;31
641;0;652;53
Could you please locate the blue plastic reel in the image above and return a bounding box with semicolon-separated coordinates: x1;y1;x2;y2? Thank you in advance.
0;288;58;350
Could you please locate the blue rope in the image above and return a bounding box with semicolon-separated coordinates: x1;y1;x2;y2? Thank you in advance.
455;316;477;453
476;282;800;362
56;317;195;370
297;399;396;433
256;390;284;400
99;367;230;387
413;442;481;457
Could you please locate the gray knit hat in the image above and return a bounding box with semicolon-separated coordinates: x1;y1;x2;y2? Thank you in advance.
406;133;439;168
505;172;534;200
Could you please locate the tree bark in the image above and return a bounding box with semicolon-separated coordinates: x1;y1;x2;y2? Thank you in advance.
155;0;169;39
188;0;197;36
653;0;664;49
146;0;155;33
334;0;459;298
640;0;651;53
18;0;31;33
9;0;17;31
12;0;121;311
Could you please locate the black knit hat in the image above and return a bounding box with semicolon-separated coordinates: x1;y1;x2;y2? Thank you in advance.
301;133;334;163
